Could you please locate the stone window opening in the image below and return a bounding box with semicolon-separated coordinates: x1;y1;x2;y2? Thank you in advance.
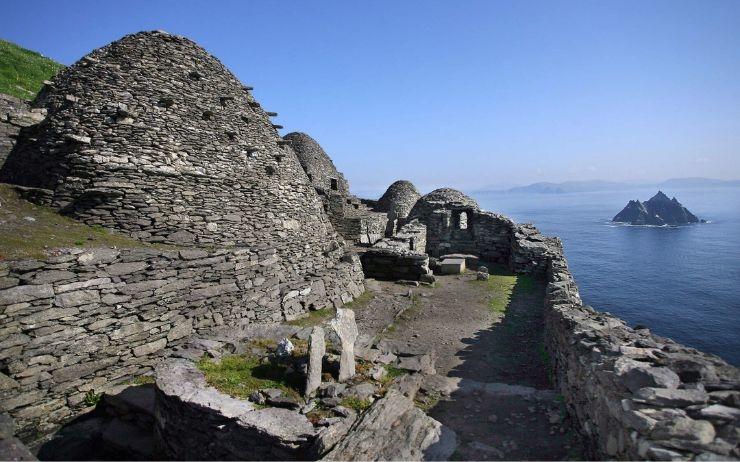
266;165;276;176
226;131;236;141
202;110;213;121
188;70;201;81
458;211;468;230
330;178;338;191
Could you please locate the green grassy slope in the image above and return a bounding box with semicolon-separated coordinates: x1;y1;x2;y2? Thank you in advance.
0;39;64;100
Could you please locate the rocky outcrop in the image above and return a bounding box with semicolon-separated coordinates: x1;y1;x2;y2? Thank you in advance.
323;390;456;461
613;191;700;225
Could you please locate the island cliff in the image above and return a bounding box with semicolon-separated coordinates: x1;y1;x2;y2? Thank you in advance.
613;191;700;226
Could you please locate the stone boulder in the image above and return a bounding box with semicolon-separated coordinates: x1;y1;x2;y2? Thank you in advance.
323;391;456;461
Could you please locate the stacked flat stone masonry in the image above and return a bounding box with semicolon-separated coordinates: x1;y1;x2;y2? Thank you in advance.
0;31;353;292
0;246;364;440
360;221;431;281
541;239;740;459
0;94;45;169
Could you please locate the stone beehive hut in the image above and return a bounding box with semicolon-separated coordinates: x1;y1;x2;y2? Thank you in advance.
0;31;353;276
377;180;420;220
285;131;389;245
283;131;349;196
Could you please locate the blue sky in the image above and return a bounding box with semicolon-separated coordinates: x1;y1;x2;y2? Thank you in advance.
3;0;740;194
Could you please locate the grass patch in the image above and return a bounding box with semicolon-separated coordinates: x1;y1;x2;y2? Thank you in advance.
0;184;168;260
378;364;407;385
469;264;535;315
343;290;374;309
340;396;372;412
197;354;302;401
83;389;103;407
132;375;156;385
414;391;441;411
0;39;64;100
287;307;336;327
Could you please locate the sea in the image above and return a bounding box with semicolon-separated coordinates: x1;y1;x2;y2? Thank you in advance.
472;187;740;366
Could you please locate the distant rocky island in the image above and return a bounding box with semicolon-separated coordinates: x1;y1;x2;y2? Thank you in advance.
613;191;701;225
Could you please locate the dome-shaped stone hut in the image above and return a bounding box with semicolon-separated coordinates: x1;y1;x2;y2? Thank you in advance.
0;31;366;311
283;131;349;196
408;188;481;256
283;131;388;245
1;32;342;254
377;180;421;220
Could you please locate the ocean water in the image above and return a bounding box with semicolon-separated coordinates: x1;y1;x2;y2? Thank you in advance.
472;187;740;366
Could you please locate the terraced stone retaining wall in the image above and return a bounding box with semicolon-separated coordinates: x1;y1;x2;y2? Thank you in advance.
542;241;740;460
0;246;364;440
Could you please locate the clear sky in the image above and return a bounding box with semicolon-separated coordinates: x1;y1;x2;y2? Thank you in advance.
3;0;740;193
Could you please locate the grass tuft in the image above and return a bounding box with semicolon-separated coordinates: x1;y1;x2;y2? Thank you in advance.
340;396;372;412
197;354;302;401
287;307;336;327
0;39;64;100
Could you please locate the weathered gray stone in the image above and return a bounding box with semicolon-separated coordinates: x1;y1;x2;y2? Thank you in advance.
305;326;325;398
324;391;456;461
0;284;53;305
55;289;100;307
0;436;36;461
635;387;710;407
615;359;680;393
167;319;193;342
698;404;740;421
651;417;716;444
330;308;358;382
155;359;316;460
133;338;167;357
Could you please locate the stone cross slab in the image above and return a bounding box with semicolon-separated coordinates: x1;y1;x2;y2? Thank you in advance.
305;326;326;397
330;308;359;382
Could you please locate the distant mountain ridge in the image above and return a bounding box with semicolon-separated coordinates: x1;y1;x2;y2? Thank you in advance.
484;178;740;194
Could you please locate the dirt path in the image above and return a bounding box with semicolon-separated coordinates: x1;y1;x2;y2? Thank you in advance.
373;269;585;460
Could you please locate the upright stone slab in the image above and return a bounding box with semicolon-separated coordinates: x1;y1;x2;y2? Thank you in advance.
330;309;359;382
305;327;325;398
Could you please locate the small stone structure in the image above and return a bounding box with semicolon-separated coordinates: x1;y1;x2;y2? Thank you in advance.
285;132;388;245
360;221;432;281
376;180;421;234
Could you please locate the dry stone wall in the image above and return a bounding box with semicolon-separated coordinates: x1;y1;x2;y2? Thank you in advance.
0;94;45;170
0;246;364;440
360;221;431;281
537;237;740;460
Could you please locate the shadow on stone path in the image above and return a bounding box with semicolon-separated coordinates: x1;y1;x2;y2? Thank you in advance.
376;268;586;460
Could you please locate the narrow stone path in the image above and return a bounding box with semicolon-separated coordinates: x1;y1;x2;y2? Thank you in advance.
373;270;585;460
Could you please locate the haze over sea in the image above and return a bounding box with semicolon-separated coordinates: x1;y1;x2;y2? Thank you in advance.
471;187;740;366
